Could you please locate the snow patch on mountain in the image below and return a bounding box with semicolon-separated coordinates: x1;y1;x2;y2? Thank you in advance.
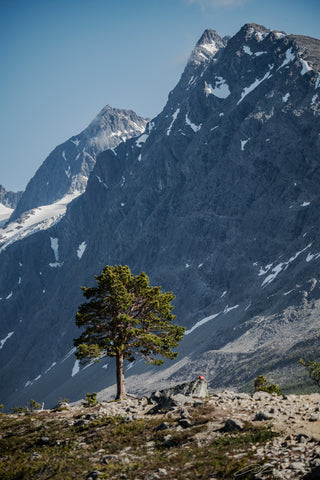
205;77;231;99
241;138;250;150
49;237;63;268
185;312;221;335
0;331;14;349
306;251;320;262
273;31;285;39
167;108;180;136
300;59;312;75
136;134;149;147
201;42;219;56
185;113;202;132
243;45;253;55
44;362;57;374
260;243;312;286
71;359;80;377
237;70;272;104
277;47;295;71
77;241;87;259
0;203;13;227
0;192;81;253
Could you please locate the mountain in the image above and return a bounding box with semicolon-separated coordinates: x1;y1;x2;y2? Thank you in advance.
1;107;147;251
1;23;320;409
10;106;147;221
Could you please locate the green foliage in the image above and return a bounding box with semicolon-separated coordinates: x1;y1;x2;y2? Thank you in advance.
74;265;185;398
10;406;30;414
300;358;320;388
82;392;98;407
74;265;185;364
254;375;282;396
29;399;41;411
0;404;3;410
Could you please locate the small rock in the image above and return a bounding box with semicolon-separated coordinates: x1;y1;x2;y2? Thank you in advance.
157;468;167;475
253;391;272;401
86;471;101;480
180;408;191;419
303;466;320;480
297;433;309;443
85;413;97;421
54;400;70;409
289;462;306;472
254;411;272;421
223;418;244;432
178;419;192;429
74;419;86;427
39;436;50;445
234;393;250;400
309;414;319;422
155;422;170;431
29;452;42;460
271;469;285;479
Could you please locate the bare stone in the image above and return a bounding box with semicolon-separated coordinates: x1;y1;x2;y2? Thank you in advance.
254;411;272;421
223;418;244;432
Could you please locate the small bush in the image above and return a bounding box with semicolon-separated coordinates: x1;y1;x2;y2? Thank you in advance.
300;358;320;388
254;375;282;396
82;392;98;407
10;406;30;414
30;399;41;411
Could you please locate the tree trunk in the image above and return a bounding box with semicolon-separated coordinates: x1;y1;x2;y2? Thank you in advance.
115;352;126;400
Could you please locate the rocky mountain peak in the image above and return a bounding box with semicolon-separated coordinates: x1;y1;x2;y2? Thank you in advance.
239;22;271;41
188;28;226;66
196;28;222;46
10;106;147;221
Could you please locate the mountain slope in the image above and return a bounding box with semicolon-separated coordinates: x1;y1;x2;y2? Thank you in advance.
0;185;23;227
10;106;147;221
1;24;320;409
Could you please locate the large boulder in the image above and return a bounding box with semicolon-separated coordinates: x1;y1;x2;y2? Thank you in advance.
148;378;208;410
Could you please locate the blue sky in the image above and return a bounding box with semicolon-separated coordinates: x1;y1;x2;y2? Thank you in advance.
1;0;320;191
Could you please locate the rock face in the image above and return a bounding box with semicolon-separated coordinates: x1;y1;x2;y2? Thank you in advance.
0;23;320;408
10;106;147;220
148;378;208;410
0;185;23;210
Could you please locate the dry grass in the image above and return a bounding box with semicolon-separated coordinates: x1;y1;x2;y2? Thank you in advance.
0;403;278;480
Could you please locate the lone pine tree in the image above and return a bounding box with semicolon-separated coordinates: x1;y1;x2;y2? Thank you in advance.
74;265;185;399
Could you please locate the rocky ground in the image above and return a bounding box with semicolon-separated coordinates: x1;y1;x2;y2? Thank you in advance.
1;382;319;479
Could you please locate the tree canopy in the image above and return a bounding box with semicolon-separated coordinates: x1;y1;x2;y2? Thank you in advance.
74;265;185;399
